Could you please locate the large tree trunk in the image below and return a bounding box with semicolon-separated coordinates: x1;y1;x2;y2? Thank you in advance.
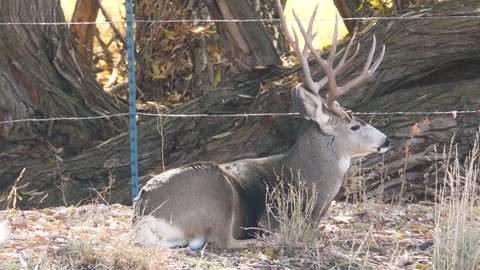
0;0;127;203
1;0;479;208
248;0;289;52
70;0;100;62
203;0;281;72
333;0;362;33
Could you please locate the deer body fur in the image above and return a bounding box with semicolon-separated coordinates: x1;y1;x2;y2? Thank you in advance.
133;156;282;249
133;119;389;248
133;1;391;250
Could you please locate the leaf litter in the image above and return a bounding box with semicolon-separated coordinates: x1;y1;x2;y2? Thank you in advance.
0;201;436;269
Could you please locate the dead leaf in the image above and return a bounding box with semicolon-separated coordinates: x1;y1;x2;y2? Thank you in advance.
411;123;420;136
452;111;457;119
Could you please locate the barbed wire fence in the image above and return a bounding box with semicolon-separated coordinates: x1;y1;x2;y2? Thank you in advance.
1;14;478;124
1;14;480;25
1;110;480;125
1;9;479;203
0;15;479;124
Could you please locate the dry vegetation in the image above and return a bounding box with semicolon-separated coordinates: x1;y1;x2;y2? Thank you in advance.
0;200;435;269
433;136;480;269
1;136;478;269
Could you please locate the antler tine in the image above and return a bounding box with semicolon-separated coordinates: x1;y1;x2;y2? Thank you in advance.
276;0;318;93
327;15;339;68
294;13;338;97
331;35;385;98
315;35;360;91
325;35;385;115
303;6;318;57
337;32;360;69
277;1;385;119
369;41;386;73
309;27;360;94
300;20;384;118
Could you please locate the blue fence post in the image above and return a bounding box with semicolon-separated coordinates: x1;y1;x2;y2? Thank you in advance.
126;0;139;205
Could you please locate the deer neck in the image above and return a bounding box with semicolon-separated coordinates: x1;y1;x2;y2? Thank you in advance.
282;121;349;189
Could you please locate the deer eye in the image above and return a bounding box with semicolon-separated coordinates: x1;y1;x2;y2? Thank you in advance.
350;125;361;131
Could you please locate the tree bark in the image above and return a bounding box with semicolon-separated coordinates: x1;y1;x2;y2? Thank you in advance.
0;0;127;201
248;0;289;52
70;0;100;62
1;0;479;208
333;0;362;33
204;0;281;72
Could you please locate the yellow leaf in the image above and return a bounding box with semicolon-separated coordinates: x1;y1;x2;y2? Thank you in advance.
213;69;222;88
191;26;206;34
151;61;161;79
254;65;267;70
262;252;280;260
369;0;383;10
205;29;217;35
356;0;366;11
162;28;176;40
394;232;405;240
414;262;426;269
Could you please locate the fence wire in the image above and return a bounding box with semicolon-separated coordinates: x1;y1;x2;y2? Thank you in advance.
0;14;479;26
1;110;479;125
0;13;479;125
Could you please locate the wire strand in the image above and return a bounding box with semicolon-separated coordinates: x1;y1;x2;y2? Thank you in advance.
1;110;478;125
0;15;479;26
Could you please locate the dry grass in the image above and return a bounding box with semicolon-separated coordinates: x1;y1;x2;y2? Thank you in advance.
61;239;169;270
433;134;480;270
265;170;319;248
1;200;438;269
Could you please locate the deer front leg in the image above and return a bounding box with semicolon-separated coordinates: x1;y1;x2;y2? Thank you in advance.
311;188;338;224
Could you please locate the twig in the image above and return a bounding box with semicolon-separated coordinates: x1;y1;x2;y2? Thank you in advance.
94;30;113;64
97;0;128;50
6;168;26;209
109;82;128;95
105;52;125;89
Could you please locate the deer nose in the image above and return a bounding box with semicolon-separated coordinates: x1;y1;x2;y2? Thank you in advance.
381;138;391;148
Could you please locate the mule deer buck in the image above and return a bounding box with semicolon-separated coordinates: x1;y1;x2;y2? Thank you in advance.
133;1;390;249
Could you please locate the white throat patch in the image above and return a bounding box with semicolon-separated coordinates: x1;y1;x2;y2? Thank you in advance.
338;156;351;175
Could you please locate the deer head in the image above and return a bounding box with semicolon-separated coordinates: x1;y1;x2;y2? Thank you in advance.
276;1;390;158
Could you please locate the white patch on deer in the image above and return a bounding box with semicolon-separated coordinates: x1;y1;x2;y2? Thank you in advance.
133;215;186;247
189;236;206;250
0;221;10;244
338;156;351;175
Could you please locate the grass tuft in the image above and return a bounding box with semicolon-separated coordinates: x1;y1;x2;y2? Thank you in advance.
265;170;319;248
433;132;480;270
60;238;168;270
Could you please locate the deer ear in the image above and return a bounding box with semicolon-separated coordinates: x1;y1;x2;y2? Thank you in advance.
292;85;330;125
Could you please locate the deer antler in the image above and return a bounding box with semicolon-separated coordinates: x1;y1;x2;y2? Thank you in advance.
275;0;318;93
276;0;385;119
